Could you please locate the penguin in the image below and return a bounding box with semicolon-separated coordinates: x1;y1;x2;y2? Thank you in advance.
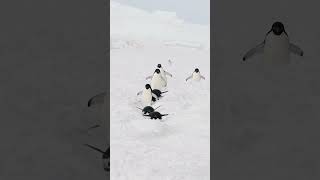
151;89;168;98
143;111;168;120
157;64;172;87
137;84;158;106
186;68;206;82
146;69;166;90
242;21;303;64
84;144;109;172
136;105;161;115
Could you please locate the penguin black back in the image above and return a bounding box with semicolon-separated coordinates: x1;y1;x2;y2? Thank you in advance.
144;111;168;120
152;89;168;98
142;106;155;114
137;106;161;114
152;89;162;97
195;68;199;73
155;69;161;74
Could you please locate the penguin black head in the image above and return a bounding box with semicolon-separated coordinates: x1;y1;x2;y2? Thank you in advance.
157;64;162;68
195;68;199;73
145;84;151;89
271;22;285;35
155;69;161;74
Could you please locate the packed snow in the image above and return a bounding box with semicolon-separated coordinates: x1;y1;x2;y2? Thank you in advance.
110;1;210;179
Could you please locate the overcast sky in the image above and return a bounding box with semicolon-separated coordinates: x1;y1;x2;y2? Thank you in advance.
112;0;210;25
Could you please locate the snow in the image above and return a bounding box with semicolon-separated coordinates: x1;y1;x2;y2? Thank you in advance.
110;1;210;179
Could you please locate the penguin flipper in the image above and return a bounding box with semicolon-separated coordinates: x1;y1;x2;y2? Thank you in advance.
243;42;265;61
165;71;173;77
186;75;192;82
137;91;142;96
146;75;153;80
289;43;304;56
88;92;106;107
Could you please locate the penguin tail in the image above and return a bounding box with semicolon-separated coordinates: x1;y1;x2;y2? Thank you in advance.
161;91;168;94
162;114;169;116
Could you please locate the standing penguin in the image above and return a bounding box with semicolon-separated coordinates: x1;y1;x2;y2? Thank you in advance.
146;69;166;90
137;84;158;106
157;64;172;87
186;68;206;82
242;21;303;64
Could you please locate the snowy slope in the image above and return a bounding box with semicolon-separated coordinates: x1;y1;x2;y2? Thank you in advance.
110;1;210;179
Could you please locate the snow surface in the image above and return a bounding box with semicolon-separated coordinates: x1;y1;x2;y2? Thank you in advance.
110;1;210;179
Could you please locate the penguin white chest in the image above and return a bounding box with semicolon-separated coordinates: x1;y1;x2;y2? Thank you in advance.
264;33;290;64
142;89;152;106
151;74;164;90
192;72;201;81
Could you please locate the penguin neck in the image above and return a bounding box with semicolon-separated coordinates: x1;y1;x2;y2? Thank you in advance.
154;73;161;78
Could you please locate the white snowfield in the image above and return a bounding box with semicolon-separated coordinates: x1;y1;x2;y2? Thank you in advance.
110;1;210;179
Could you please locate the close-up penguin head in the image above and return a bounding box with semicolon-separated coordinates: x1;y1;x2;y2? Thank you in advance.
145;84;151;90
195;68;199;73
157;64;162;68
155;69;161;74
271;21;285;35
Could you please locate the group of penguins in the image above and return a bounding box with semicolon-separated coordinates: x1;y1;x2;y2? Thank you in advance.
81;62;206;173
79;21;302;174
136;62;206;120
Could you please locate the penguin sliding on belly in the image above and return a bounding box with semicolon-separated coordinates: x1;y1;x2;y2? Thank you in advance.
143;111;169;120
186;68;206;82
136;105;161;115
242;21;304;64
151;89;168;99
